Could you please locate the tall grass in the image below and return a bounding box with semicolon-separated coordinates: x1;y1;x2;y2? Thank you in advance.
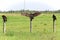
0;13;59;40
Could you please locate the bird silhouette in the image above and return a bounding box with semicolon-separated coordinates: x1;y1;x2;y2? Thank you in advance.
53;14;56;21
2;15;7;22
21;11;41;21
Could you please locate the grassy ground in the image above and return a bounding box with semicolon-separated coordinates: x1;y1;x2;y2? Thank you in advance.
0;13;59;40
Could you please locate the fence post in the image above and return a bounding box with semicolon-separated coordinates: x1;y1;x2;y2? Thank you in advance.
30;20;32;32
53;21;56;33
3;22;6;34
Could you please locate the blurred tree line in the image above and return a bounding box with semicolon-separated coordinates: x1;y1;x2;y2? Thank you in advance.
0;9;60;14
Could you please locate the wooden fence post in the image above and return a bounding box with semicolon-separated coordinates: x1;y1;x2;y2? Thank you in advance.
30;20;32;32
3;22;6;33
53;20;56;33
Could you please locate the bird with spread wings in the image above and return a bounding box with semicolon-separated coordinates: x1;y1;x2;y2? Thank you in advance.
21;11;41;21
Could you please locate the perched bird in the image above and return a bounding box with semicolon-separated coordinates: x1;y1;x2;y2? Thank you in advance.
2;15;7;22
21;11;41;21
53;14;56;21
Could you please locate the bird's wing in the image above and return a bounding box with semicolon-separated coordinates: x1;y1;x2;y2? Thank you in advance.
33;12;41;17
21;12;30;17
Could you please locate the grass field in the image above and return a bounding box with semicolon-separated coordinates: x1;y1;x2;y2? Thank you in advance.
0;13;60;40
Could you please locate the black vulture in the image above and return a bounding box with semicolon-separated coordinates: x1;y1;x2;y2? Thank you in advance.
2;15;7;22
53;14;56;21
21;11;41;21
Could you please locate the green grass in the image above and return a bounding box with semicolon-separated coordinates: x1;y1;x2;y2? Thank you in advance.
0;13;59;40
